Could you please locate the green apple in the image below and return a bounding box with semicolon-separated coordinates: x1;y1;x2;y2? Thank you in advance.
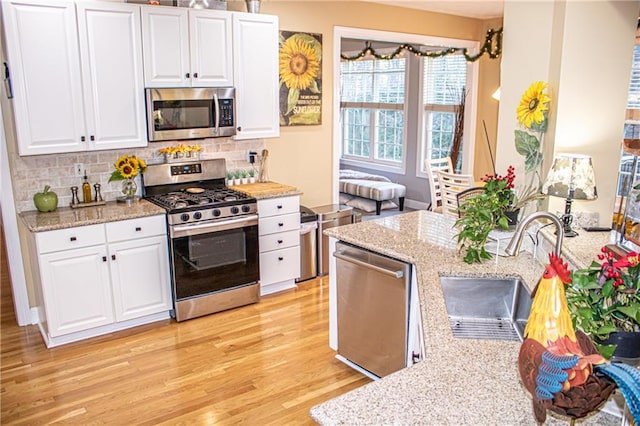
33;185;58;212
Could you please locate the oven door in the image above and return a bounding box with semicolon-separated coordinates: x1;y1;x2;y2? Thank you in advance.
169;215;259;301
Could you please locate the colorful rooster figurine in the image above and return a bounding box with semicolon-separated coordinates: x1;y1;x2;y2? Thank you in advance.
518;253;640;423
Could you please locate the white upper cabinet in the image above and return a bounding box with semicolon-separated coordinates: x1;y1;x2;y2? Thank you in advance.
2;0;147;156
232;13;280;139
2;0;86;155
77;2;147;151
141;6;233;87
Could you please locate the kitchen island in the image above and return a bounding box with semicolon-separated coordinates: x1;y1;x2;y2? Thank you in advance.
311;210;621;425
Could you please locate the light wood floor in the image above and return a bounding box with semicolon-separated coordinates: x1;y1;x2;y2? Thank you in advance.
0;227;371;425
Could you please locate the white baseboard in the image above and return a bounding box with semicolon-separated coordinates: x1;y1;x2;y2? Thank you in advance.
30;307;40;325
260;280;296;296
404;199;429;211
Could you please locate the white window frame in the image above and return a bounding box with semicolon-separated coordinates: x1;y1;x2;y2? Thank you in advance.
416;51;478;179
332;27;479;204
340;53;410;173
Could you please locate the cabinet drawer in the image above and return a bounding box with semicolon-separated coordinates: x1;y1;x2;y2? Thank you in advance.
257;195;299;218
36;224;106;254
259;213;299;236
106;215;167;242
259;229;299;252
259;246;300;286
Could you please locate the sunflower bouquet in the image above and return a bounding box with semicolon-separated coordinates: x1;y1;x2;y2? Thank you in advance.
158;144;202;162
108;155;147;182
514;81;551;209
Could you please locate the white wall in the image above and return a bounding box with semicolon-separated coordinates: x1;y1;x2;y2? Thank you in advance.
496;0;640;227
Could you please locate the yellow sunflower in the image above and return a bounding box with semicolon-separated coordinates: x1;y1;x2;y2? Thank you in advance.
516;81;550;129
279;35;320;91
109;155;145;182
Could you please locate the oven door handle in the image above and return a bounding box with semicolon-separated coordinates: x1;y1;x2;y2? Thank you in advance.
170;215;258;238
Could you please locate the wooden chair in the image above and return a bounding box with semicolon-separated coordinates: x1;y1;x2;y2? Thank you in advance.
456;187;486;218
424;157;453;212
436;170;475;217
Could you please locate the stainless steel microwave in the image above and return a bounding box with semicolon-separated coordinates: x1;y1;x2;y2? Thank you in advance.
146;87;236;142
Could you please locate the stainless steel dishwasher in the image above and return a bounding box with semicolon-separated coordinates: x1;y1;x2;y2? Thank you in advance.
334;241;411;378
312;204;353;276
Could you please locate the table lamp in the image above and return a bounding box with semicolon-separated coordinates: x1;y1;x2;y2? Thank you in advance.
541;154;598;237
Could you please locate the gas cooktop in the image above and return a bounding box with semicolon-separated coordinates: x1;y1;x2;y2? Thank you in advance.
146;187;253;212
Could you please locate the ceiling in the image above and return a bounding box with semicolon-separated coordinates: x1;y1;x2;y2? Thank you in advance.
362;0;504;19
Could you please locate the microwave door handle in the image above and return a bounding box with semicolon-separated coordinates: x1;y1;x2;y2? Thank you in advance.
213;92;220;134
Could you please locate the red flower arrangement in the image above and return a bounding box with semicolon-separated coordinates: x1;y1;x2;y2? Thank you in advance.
566;246;640;357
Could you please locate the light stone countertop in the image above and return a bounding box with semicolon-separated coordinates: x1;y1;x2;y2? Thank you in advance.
310;210;619;426
19;200;166;232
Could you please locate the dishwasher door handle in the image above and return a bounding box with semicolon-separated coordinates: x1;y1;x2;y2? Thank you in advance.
334;250;404;279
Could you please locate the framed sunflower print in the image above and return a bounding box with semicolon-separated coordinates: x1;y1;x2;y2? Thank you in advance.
279;31;322;126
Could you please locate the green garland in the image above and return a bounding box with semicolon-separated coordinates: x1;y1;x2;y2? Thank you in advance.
340;27;502;62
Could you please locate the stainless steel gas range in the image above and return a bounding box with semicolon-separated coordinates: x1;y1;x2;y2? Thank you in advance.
142;158;259;321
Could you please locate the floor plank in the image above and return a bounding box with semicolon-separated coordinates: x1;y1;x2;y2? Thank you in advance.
0;230;371;426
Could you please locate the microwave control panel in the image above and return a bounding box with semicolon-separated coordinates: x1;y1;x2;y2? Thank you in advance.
219;99;235;127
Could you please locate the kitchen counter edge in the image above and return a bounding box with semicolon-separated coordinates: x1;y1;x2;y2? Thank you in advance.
19;200;166;232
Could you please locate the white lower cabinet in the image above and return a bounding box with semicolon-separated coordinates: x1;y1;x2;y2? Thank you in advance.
39;244;114;337
258;195;300;296
31;215;171;347
108;235;171;322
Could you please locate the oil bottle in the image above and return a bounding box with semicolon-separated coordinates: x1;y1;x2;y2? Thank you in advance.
82;171;92;203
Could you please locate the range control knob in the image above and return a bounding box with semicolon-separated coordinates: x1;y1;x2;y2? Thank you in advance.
241;205;251;213
193;211;202;220
180;213;190;222
212;209;221;217
230;206;239;214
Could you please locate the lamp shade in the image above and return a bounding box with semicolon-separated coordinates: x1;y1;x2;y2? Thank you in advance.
541;154;598;200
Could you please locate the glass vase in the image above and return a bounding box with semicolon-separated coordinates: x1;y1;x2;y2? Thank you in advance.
121;178;137;199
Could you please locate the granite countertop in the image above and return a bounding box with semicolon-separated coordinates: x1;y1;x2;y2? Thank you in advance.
230;181;301;199
19;200;166;232
310;210;619;425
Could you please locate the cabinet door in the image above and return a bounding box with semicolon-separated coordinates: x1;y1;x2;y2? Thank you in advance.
39;246;114;337
76;2;147;150
189;10;233;87
141;6;190;87
259;246;301;286
232;13;279;139
108;236;172;322
2;0;86;155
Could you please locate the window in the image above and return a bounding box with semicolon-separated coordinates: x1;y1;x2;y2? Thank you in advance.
420;55;468;171
340;58;406;166
618;44;640;196
336;29;478;186
627;44;640;108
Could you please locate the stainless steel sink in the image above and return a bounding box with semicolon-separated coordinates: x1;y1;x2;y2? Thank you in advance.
439;276;532;342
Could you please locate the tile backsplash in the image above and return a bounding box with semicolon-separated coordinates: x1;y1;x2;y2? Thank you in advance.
11;137;265;213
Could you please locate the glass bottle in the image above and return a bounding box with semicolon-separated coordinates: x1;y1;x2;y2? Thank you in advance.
82;171;91;203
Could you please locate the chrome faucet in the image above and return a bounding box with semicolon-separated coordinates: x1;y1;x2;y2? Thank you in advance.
504;211;564;257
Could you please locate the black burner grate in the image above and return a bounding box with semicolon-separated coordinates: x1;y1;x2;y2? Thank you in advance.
146;187;252;212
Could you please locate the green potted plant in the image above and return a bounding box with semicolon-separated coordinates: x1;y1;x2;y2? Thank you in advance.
248;168;256;184
455;168;513;264
226;170;234;186
240;169;248;185
565;247;640;359
233;169;242;186
455;165;546;264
